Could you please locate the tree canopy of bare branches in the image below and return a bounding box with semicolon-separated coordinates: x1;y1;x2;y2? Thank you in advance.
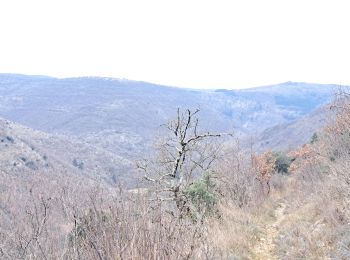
137;108;229;216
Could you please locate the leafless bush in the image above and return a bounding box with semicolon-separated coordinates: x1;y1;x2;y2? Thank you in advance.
216;141;266;208
0;108;279;259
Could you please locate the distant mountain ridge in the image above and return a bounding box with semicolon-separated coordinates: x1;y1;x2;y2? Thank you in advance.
0;74;338;160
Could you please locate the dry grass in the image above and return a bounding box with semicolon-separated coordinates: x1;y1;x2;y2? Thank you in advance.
2;91;350;259
270;89;350;259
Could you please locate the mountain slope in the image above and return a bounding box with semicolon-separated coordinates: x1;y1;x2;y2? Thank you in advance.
0;118;134;186
0;74;337;157
247;106;333;152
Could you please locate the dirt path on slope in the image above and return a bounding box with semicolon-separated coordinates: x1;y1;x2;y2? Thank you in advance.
253;201;287;260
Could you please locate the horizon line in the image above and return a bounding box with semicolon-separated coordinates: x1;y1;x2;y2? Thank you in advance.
0;72;345;91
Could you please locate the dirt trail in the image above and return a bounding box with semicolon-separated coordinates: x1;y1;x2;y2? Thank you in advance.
253;201;287;260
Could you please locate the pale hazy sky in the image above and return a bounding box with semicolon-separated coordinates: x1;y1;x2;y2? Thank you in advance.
0;0;349;89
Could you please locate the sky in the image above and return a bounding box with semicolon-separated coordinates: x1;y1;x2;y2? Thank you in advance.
0;0;349;89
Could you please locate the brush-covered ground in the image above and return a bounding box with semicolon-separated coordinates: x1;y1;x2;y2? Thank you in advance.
1;92;350;259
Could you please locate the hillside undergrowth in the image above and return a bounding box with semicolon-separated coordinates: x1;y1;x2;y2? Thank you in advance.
1;90;350;259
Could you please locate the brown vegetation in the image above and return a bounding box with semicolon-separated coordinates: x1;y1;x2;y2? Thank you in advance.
272;89;350;258
2;91;350;259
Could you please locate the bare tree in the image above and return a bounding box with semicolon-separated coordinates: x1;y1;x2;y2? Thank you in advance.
137;108;229;216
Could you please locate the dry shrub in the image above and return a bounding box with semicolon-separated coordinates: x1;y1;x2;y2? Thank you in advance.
252;150;276;179
0;178;212;259
0;136;276;259
273;88;350;259
3;107;321;259
216;141;271;209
